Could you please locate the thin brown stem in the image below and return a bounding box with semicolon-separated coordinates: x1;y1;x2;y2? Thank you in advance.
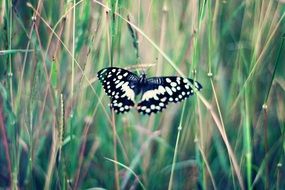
73;124;90;189
112;109;120;190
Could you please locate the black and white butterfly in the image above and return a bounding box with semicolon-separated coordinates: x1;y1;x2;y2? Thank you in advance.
97;67;202;115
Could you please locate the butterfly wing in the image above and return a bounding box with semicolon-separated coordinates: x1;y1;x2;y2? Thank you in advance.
97;67;140;113
137;76;202;114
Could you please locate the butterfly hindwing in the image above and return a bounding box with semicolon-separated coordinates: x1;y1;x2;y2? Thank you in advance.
97;67;139;113
110;98;134;113
137;77;202;115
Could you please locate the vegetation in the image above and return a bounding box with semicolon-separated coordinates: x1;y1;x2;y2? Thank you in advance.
0;0;285;189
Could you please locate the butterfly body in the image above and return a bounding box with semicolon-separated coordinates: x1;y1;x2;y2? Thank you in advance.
127;73;147;96
97;67;202;115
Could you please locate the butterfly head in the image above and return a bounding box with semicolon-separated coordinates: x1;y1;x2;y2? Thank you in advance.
139;73;147;84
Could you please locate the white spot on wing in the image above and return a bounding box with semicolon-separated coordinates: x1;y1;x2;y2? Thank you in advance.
165;87;173;95
142;90;157;101
176;77;181;84
158;86;166;93
115;81;124;88
166;78;172;83
121;82;135;101
100;69;107;74
170;82;177;87
141;85;166;101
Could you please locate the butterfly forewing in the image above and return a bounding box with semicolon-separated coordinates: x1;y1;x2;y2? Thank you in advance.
97;67;139;113
137;77;202;114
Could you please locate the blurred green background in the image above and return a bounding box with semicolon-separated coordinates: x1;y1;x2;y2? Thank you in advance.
0;0;285;189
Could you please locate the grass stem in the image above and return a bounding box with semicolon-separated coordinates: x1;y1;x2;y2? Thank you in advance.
112;110;120;190
168;101;187;190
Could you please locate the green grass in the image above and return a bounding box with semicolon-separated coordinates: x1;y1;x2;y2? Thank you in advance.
1;0;285;189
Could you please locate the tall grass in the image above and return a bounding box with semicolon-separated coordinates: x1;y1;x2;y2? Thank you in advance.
1;0;285;189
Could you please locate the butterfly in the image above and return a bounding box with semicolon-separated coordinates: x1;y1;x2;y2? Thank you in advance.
97;67;202;115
